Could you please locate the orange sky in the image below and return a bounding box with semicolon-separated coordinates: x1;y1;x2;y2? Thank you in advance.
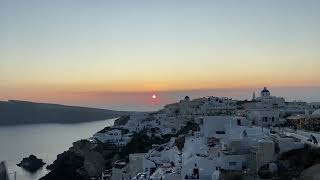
1;1;320;109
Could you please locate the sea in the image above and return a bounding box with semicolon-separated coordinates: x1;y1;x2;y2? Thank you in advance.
0;118;116;180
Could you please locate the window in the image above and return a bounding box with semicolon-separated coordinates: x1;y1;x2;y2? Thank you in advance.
237;119;241;126
272;117;275;122
263;117;268;122
216;131;225;134
229;162;237;166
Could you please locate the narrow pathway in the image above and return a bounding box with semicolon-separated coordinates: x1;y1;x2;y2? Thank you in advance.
283;128;320;147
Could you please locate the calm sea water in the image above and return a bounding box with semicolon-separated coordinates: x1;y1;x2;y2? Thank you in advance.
0;118;116;180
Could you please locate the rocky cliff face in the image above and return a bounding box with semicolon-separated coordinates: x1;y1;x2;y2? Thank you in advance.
40;151;87;180
70;140;107;177
41;139;116;180
40;133;172;179
277;145;320;179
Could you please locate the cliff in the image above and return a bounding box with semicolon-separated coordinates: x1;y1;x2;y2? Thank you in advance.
0;100;131;125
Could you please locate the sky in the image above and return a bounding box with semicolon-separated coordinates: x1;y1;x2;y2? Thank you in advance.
0;0;320;111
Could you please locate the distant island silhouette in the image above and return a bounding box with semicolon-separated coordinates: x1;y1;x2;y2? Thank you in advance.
0;100;132;126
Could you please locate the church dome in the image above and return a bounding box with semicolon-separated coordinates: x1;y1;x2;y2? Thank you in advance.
261;87;270;93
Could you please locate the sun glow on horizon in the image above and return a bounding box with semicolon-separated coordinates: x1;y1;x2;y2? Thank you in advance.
152;94;157;99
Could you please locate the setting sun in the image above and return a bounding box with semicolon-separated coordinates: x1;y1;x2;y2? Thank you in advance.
152;94;157;99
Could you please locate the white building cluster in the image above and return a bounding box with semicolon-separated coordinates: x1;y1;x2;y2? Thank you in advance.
97;87;320;180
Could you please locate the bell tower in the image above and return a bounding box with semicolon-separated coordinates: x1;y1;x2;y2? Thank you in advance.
252;91;256;101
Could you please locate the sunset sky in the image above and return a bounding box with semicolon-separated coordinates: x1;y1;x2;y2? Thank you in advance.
1;0;320;110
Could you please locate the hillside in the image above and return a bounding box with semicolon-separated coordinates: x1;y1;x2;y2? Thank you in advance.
0;100;131;125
